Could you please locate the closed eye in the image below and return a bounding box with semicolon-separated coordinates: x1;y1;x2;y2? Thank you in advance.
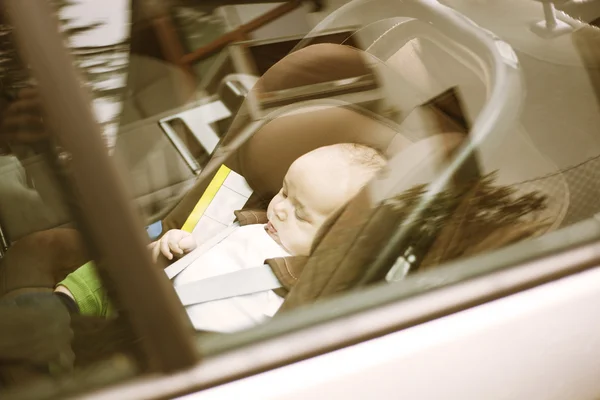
295;210;308;222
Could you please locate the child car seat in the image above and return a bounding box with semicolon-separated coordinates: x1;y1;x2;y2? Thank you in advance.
164;0;570;311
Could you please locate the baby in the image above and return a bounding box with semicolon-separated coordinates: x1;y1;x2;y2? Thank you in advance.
55;143;386;332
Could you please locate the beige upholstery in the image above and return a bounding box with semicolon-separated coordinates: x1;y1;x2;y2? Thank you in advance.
363;20;571;232
439;0;600;225
368;132;465;200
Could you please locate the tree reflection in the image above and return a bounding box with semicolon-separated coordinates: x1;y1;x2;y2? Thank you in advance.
0;0;129;148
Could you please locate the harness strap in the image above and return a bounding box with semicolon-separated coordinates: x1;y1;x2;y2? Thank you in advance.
164;223;239;280
175;264;282;306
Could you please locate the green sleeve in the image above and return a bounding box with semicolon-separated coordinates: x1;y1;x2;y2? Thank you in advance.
57;261;115;317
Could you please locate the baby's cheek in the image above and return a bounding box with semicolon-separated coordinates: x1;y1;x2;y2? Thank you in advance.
295;230;317;256
277;229;302;256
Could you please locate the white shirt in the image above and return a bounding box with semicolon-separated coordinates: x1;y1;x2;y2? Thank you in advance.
173;224;290;333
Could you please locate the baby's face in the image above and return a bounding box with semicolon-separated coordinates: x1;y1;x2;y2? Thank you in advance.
266;147;360;256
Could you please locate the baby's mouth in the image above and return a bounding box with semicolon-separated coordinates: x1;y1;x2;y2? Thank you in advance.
266;221;277;234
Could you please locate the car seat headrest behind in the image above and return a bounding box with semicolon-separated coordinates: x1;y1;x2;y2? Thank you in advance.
235;105;409;202
234;43;413;201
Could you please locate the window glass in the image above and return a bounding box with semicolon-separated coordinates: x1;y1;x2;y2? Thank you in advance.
136;0;600;350
3;0;600;398
109;0;600;368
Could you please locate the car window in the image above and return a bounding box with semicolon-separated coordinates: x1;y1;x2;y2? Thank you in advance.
2;0;600;399
148;0;600;383
117;0;600;366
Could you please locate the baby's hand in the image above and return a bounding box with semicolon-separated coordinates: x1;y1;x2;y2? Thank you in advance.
149;229;197;262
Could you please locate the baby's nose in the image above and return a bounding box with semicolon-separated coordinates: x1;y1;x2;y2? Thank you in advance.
274;203;287;220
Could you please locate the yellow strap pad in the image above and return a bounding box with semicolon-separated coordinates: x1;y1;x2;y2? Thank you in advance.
181;165;253;241
182;165;232;232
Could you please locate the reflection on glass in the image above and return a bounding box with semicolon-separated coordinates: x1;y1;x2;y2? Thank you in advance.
0;0;135;393
172;5;226;82
2;0;600;397
109;0;600;335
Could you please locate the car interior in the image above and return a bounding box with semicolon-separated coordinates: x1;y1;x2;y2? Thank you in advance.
0;0;599;398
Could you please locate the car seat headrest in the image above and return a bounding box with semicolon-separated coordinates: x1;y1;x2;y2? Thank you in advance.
233;43;412;201
235;105;409;202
